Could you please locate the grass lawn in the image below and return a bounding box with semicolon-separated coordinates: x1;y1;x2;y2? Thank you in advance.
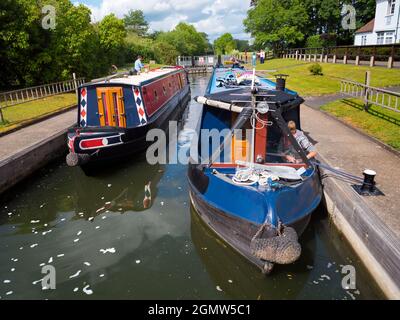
321;98;400;150
248;59;400;97
0;93;76;134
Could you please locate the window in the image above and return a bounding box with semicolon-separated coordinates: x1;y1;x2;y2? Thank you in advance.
385;32;394;44
388;0;396;15
377;32;385;44
361;35;367;45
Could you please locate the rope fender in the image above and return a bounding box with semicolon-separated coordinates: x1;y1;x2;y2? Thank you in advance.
66;152;91;167
250;226;301;265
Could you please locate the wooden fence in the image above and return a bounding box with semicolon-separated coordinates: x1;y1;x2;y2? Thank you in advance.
280;44;400;69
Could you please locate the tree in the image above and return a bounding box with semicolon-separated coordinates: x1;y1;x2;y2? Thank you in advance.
153;41;179;64
123;10;149;36
235;39;251;52
157;22;208;56
214;33;236;55
244;0;308;52
98;14;127;66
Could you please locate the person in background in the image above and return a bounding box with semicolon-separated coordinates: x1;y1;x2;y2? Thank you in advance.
281;121;317;163
133;55;145;74
260;50;265;64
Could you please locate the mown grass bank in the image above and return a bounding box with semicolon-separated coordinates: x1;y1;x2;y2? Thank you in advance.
321;98;400;150
251;59;400;96
0;93;76;134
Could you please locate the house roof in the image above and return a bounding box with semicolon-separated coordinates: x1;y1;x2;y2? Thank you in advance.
355;19;375;34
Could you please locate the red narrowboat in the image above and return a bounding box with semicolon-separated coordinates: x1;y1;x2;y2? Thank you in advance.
66;67;190;169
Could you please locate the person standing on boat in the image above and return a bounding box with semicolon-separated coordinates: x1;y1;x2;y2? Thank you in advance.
133;55;145;74
281;121;317;163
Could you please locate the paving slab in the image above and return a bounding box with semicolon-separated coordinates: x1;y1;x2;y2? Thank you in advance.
301;104;400;238
0;110;76;162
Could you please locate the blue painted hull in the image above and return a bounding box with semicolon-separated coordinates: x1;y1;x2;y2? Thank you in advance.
188;67;323;272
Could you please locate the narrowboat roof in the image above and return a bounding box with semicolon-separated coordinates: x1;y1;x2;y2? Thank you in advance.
86;67;183;87
205;87;304;108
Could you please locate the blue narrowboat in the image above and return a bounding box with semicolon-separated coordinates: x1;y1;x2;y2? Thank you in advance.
66;67;190;169
188;67;322;273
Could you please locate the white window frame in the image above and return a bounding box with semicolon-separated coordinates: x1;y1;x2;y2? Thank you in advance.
361;35;367;45
388;0;396;15
385;32;394;44
377;32;385;44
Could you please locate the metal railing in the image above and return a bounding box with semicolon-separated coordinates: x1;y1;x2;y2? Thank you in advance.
177;55;218;68
340;79;400;113
0;77;85;108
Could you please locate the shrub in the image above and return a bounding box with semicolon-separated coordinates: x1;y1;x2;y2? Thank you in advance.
309;63;323;76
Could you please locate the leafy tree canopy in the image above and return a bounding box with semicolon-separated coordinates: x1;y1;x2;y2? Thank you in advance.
123;9;149;36
157;22;208;56
214;33;236;55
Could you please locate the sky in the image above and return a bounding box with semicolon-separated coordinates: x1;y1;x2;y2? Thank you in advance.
74;0;251;41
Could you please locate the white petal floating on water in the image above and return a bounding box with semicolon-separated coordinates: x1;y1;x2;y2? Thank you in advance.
77;231;82;236
39;263;45;267
88;217;94;221
346;291;356;300
135;260;141;264
19;247;23;250
96;208;105;214
321;275;331;281
3;280;11;284
99;274;105;278
313;281;319;285
40;203;46;208
48;257;53;264
83;285;93;295
100;248;116;254
74;238;80;243
30;244;38;248
73;287;79;293
160;201;164;206
216;286;223;292
8;212;12;216
107;184;112;188
69;270;81;279
61;218;66;222
95;226;100;229
6;291;13;296
101;216;106;220
11;268;15;272
57;254;64;258
105;202;111;205
30;220;40;224
84;262;91;266
228;280;233;284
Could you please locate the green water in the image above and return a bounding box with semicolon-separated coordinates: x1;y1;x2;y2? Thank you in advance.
0;75;384;300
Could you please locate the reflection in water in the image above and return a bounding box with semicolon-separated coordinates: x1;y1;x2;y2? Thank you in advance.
71;157;164;217
0;74;384;300
190;205;384;300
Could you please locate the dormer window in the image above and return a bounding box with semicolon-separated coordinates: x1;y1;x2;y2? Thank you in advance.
388;0;396;15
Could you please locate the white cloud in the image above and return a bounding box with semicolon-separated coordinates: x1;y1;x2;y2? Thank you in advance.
75;0;251;40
